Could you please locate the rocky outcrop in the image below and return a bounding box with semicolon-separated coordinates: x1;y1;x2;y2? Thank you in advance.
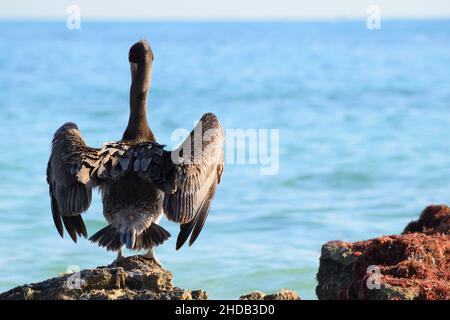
0;255;300;300
239;289;300;300
0;256;207;300
316;205;450;300
403;204;450;235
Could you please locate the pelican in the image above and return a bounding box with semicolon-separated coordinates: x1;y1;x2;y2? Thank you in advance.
46;40;224;266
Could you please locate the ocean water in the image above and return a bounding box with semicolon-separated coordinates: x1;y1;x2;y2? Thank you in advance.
0;20;450;299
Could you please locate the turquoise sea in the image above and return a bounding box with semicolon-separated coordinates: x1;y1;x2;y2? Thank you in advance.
0;20;450;299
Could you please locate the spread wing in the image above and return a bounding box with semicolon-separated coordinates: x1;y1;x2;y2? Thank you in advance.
47;123;99;242
134;113;224;249
47;123;132;242
49;113;224;248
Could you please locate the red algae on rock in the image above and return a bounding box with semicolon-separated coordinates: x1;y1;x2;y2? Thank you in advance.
316;205;450;300
403;204;450;235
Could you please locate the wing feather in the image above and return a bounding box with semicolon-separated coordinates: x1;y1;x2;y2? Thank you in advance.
134;113;224;249
47;123;135;243
47;122;100;242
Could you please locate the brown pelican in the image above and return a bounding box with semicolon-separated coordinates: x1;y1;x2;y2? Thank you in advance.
46;40;224;266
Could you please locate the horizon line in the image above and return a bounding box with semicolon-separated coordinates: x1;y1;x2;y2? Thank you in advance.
1;16;450;23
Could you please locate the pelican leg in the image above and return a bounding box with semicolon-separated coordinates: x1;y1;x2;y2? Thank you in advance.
146;247;163;268
116;248;124;261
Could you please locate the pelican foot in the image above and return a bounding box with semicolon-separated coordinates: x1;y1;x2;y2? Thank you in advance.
146;248;163;268
113;248;125;263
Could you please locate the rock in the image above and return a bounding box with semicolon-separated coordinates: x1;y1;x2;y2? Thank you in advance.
403;204;450;235
0;255;298;300
0;255;207;300
316;205;450;300
239;289;300;300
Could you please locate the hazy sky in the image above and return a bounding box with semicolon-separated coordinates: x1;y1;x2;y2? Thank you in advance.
1;0;450;20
